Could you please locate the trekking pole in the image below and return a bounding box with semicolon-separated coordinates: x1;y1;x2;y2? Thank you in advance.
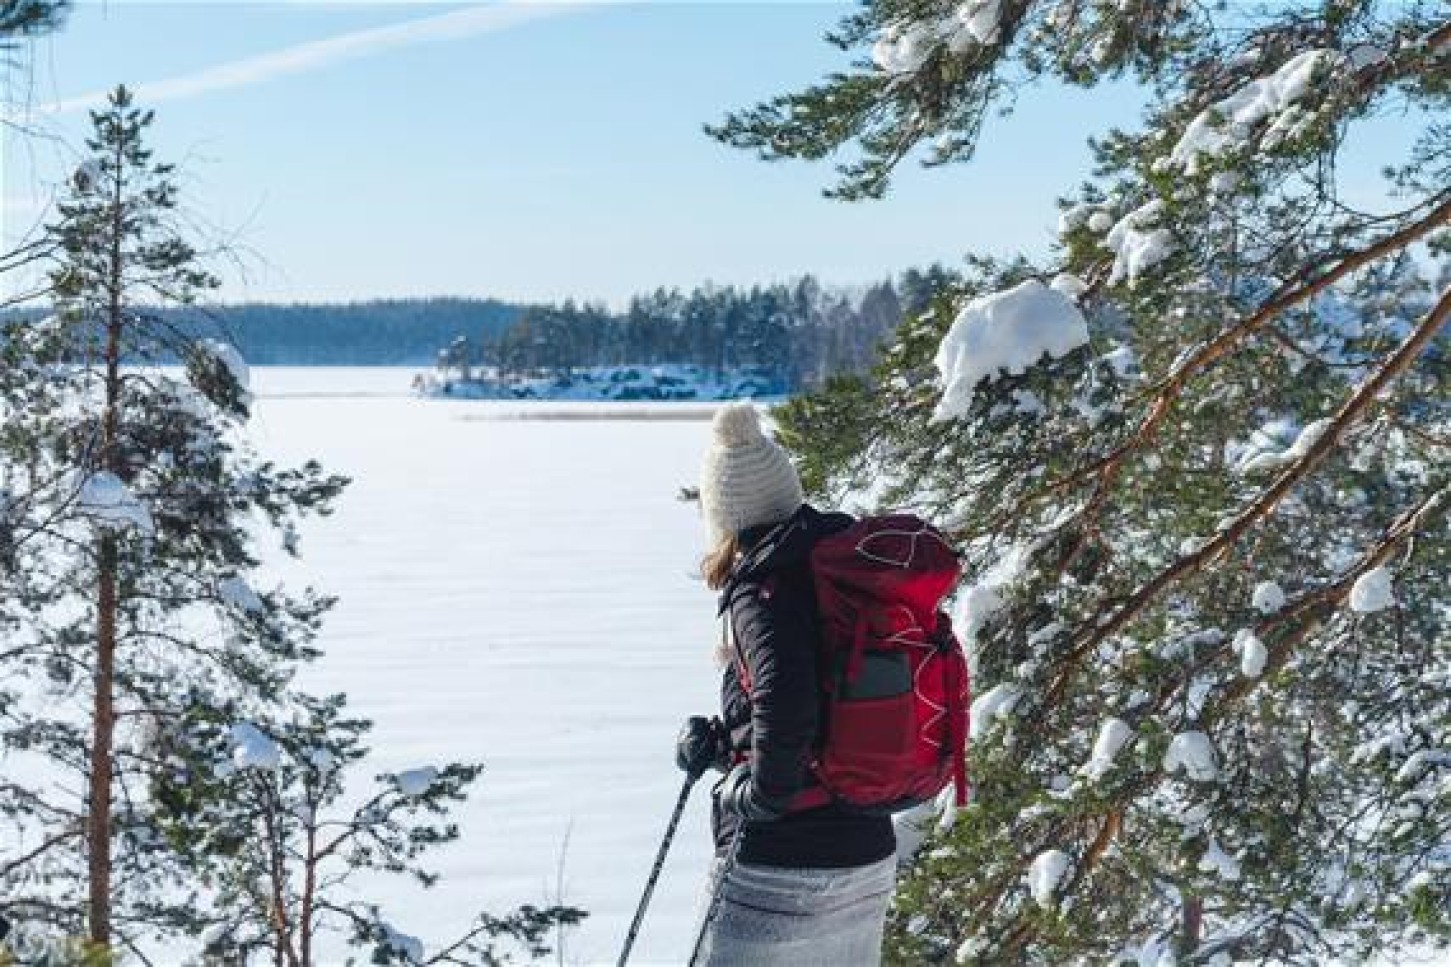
686;825;744;967
617;772;699;967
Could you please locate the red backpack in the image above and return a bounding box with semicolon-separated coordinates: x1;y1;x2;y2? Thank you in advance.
738;514;971;814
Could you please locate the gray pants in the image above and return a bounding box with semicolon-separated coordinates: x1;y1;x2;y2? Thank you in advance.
692;854;896;966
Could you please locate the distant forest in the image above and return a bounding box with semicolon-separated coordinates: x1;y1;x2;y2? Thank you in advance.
439;268;957;389
195;298;525;365
1;268;958;378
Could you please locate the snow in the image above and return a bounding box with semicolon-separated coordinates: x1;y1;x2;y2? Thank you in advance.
1158;628;1224;662
1058;203;1093;234
948;0;1003;50
1050;272;1088;299
308;747;336;777
248;368;725;964
1251;580;1285;614
955;542;1039;672
230;722;281;771
1233;628;1268;678
1347;43;1387;69
1105;200;1176;285
957;584;1003;653
218;574;265;614
395;766;439;797
1027;849;1071;909
1085;718;1133;782
378;921;425;964
73;159;104;192
1236;418;1330;474
1120;936;1178;967
1100;345;1137;377
1086;210;1114;232
1394;751;1451;786
1209;171;1242;195
1012;389;1045;416
76;470;155;537
1199;837;1241;880
956;937;989;962
1163;731;1218;782
1169;49;1339;173
873;22;935;73
200;338;251;399
969;682;1022;740
932;279;1090;420
1348;566;1395;613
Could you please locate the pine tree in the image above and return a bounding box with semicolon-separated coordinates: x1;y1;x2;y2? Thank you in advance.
727;2;1449;962
147;693;584;966
0;85;347;958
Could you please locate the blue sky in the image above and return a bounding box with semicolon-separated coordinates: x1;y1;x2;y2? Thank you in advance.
0;2;1406;307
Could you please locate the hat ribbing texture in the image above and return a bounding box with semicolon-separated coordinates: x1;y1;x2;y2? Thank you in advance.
700;403;804;545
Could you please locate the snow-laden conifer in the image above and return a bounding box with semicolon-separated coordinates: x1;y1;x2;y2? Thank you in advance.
732;2;1450;962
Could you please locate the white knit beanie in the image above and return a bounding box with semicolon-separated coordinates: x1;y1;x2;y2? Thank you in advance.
700;403;804;545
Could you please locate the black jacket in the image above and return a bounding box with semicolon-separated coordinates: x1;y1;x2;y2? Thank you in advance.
712;505;896;869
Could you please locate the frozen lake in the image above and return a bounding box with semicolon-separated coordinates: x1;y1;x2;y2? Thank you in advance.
252;368;724;966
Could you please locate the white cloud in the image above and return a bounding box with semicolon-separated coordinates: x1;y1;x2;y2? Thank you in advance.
34;3;580;116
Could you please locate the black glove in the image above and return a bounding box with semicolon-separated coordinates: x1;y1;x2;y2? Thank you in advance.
675;716;729;779
716;763;785;823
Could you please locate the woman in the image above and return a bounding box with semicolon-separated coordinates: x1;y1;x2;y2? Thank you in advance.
677;403;897;967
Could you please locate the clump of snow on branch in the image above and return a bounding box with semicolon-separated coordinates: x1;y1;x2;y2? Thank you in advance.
1169;49;1340;174
953;542;1039;675
307;747;336;778
1348;567;1395;614
377;920;424;964
1084;718;1134;782
73;159;105;194
1050;272;1087;299
1105;200;1176;285
1233;628;1268;679
947;0;1003;50
1163;731;1218;782
1058;204;1094;234
1209;171;1242;195
230;722;280;771
873;1;1004;73
1198;838;1241;881
956;937;989;963
76;471;155;537
873;22;935;73
198;338;252;407
933;279;1089;421
969;683;1022;741
1251;580;1285;614
1236;418;1330;475
218;574;265;614
1027;849;1071;909
395;766;439;796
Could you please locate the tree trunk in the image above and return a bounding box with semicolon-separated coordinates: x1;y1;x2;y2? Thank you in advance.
88;131;126;950
1178;895;1203;958
89;533;117;948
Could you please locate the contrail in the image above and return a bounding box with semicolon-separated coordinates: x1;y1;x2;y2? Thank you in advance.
36;3;581;116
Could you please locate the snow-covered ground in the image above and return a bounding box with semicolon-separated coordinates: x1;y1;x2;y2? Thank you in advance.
252;368;723;966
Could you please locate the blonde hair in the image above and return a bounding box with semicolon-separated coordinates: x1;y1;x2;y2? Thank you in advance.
701;532;741;592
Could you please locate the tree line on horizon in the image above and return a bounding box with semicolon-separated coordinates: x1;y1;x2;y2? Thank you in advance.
3;270;956;378
437;268;959;390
